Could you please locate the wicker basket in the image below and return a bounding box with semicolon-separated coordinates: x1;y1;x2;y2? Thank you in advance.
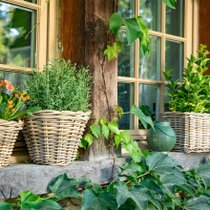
0;119;23;168
23;110;91;165
161;112;210;153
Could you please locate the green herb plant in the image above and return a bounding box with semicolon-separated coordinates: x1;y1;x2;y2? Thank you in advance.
165;44;210;113
25;58;92;112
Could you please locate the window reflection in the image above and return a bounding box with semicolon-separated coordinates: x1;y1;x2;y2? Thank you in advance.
0;2;36;68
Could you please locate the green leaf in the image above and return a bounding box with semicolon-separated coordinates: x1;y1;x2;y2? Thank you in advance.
81;189;117;210
114;182;161;210
195;164;210;188
120;130;131;144
104;41;123;61
160;172;194;196
38;200;63;210
163;0;177;9
131;105;154;130
80;138;88;150
124;18;140;44
0;203;13;210
48;174;81;200
184;196;210;210
108;121;120;134
84;133;94;147
102;124;109;140
90;124;101;138
146;152;179;175
114;134;121;148
109;12;124;35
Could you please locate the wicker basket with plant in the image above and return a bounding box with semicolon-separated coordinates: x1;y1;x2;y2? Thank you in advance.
24;58;92;165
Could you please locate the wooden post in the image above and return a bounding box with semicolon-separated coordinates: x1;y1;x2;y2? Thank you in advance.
85;0;118;160
60;0;118;160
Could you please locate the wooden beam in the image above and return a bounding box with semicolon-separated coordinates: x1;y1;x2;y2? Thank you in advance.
60;0;85;65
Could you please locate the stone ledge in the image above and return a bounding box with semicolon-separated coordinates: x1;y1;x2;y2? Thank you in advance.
0;158;124;199
0;152;209;199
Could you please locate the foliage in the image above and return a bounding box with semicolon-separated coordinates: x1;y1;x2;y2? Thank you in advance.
0;79;39;121
105;0;177;60
165;44;210;113
25;58;92;112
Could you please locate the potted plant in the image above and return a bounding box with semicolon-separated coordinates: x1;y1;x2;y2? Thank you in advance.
162;44;210;153
23;58;92;165
0;79;38;167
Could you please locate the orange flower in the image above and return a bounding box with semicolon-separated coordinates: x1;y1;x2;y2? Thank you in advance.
6;84;14;91
9;104;13;109
8;100;13;105
2;80;11;85
22;97;27;102
22;91;27;95
12;108;15;112
26;95;30;100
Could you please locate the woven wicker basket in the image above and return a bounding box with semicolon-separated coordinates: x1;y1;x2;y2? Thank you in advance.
23;110;91;165
0;119;23;168
161;112;210;153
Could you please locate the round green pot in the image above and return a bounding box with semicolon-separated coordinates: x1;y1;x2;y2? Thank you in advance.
147;121;176;152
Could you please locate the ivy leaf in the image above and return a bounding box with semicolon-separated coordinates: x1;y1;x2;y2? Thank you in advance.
195;164;210;189
131;105;154;130
80;138;88;150
102;124;110;140
184;196;210;210
160;173;194;196
163;0;177;9
124;18;140;44
48;174;81;200
108;121;120;134
114;182;161;210
81;189;117;210
119;130;131;144
109;12;124;35
84;133;94;148
90;124;101;138
104;41;123;61
114;134;121;147
38;200;63;210
0;203;13;210
146;152;179;175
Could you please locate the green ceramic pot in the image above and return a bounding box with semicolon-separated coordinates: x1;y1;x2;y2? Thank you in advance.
147;121;176;152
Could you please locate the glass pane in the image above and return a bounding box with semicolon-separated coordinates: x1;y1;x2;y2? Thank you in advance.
140;0;161;31
118;30;134;77
166;0;184;36
0;2;36;68
0;71;28;90
139;36;161;80
118;0;134;18
118;82;134;129
165;40;184;80
139;84;160;124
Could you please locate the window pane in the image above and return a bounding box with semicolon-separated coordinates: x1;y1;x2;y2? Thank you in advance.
0;71;28;89
140;0;161;31
139;84;160;122
166;0;184;36
0;2;36;68
118;83;134;129
165;40;184;80
118;30;134;77
118;0;134;18
139;36;160;80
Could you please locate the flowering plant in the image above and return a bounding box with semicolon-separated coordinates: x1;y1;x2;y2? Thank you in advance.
0;79;40;121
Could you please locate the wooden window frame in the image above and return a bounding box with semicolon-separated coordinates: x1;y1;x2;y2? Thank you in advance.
0;0;58;73
118;0;199;138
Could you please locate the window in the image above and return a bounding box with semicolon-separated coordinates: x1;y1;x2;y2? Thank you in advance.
0;0;58;87
118;0;197;133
